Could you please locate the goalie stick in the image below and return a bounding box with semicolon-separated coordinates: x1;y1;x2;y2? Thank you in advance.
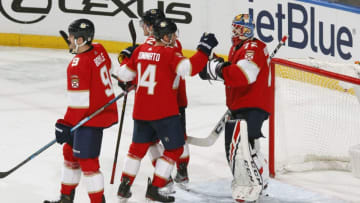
110;19;137;184
0;88;134;179
187;36;288;147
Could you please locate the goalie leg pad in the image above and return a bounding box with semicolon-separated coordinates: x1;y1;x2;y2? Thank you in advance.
253;139;269;194
230;120;263;202
225;120;236;164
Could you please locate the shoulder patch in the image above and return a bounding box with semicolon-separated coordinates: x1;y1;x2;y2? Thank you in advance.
245;50;255;60
71;75;80;88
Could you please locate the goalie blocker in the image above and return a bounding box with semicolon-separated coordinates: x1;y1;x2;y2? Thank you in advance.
225;118;269;202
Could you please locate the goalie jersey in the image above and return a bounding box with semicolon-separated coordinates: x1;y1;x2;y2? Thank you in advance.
63;43;118;128
223;38;271;113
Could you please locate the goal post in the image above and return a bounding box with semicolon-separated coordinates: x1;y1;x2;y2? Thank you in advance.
268;58;360;177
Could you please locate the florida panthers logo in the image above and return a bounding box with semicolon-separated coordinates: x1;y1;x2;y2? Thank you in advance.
71;75;79;88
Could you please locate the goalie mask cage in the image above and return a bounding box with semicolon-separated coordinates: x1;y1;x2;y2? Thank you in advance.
268;58;360;177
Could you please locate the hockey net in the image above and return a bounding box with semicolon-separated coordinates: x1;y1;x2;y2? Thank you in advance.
268;58;360;177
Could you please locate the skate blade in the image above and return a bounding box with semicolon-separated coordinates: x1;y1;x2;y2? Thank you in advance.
176;181;189;190
145;198;174;203
117;196;130;203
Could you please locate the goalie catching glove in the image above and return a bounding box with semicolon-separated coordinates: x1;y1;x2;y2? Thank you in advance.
118;44;139;64
199;57;231;81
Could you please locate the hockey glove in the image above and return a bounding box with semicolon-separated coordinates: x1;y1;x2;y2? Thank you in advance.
197;33;218;56
199;57;231;81
118;44;139;64
55;119;73;145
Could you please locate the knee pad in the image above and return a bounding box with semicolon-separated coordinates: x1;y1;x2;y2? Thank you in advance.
163;147;184;162
63;143;78;163
78;157;100;173
128;142;151;158
148;142;164;165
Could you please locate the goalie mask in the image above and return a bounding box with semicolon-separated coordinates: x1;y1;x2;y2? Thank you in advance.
153;18;178;46
232;14;255;44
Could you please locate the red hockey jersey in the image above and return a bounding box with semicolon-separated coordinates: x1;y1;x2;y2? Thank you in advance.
64;43;118;127
117;43;207;120
222;38;271;113
144;36;188;108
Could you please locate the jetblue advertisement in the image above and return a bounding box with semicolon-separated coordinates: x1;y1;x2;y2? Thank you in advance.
0;0;359;62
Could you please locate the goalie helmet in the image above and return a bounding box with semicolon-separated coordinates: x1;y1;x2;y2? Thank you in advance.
153;18;177;40
68;18;95;44
141;9;165;26
232;14;255;44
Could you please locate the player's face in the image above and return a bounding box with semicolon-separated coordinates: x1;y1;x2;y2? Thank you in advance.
68;34;85;53
232;24;251;40
68;34;76;50
163;33;177;46
142;23;152;36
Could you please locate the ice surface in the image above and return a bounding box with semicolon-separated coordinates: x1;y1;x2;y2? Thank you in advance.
0;46;358;203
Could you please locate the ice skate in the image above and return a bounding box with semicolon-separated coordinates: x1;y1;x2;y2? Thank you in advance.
145;178;175;202
174;162;189;186
44;190;75;203
117;177;132;202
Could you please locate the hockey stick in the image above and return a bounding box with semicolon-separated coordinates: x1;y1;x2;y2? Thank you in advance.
0;89;133;179
187;36;288;147
187;110;231;147
109;20;137;184
59;30;70;46
129;20;136;47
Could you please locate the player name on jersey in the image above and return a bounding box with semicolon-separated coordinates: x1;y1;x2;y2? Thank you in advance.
138;51;161;62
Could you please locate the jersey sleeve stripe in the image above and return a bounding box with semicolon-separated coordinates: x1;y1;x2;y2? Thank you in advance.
236;59;260;84
67;90;89;108
176;58;192;77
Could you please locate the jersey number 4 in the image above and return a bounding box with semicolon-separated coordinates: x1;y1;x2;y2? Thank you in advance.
137;63;157;95
137;63;180;95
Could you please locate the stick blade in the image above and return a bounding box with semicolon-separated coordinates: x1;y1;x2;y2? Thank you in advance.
0;171;11;179
187;133;219;147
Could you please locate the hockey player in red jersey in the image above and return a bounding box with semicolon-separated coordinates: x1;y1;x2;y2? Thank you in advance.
114;18;218;202
44;19;118;203
116;9;191;200
199;13;270;202
138;8;192;186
